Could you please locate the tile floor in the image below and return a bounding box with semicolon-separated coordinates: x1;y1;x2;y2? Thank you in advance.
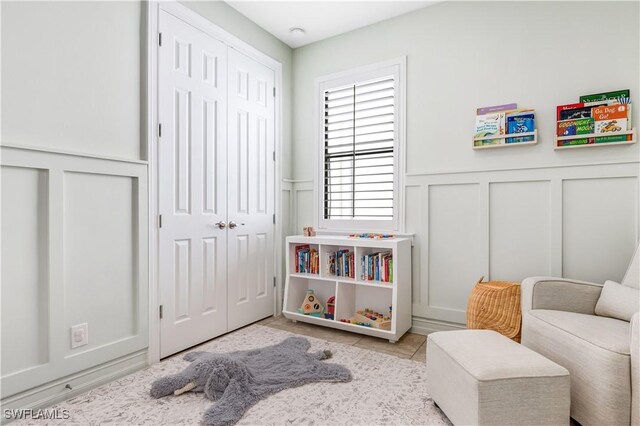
257;315;427;362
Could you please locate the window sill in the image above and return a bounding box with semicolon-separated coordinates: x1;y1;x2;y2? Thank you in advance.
314;229;415;245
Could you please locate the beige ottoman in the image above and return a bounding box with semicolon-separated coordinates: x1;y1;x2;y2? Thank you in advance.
427;330;570;425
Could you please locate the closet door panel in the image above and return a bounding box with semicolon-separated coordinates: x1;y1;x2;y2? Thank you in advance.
227;49;275;330
158;10;228;358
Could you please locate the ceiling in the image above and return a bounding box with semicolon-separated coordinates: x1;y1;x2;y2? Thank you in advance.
225;1;439;48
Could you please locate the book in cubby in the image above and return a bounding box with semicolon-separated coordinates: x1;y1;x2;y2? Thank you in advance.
294;244;319;275
360;251;393;283
323;246;355;279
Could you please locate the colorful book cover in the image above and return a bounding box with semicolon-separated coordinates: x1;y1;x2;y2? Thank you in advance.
560;107;592;121
505;112;535;143
476;103;517;115
580;90;633;131
556;101;609;121
579;89;630;103
557;103;584;121
592;104;629;143
474;112;506;146
556;118;594;146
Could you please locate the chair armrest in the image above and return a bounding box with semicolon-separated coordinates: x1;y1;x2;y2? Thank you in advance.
631;312;639;426
521;276;603;315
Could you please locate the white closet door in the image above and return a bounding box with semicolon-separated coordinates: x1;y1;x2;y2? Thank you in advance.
158;11;228;358
227;49;276;330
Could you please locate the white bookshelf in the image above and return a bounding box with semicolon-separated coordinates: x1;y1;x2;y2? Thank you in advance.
283;235;412;343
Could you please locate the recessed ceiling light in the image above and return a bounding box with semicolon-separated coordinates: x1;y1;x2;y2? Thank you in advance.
289;28;306;39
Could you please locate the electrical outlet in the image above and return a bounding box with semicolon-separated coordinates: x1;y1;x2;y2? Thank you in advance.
70;323;88;349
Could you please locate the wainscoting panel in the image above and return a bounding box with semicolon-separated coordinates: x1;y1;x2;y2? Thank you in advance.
1;166;49;377
489;180;551;281
277;183;293;313
426;183;483;322
64;172;138;351
406;162;637;326
404;185;424;311
563;176;638;283
0;145;148;399
293;182;314;234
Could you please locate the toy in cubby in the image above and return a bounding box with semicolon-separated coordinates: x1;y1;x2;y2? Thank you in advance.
298;289;324;318
339;307;392;330
324;296;335;320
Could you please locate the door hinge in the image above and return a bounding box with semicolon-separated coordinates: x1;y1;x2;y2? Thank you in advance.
158;214;163;228
158;123;162;138
158;32;162;46
159;305;164;319
273;214;276;224
273;277;276;288
273;87;276;97
272;151;275;161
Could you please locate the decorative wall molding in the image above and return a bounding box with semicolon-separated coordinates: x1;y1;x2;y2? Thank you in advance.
1;143;148;165
1;351;147;413
1;145;149;400
410;317;466;336
292;161;640;326
405;159;640;177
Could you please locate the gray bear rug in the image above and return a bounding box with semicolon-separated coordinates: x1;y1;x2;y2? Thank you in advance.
150;336;352;425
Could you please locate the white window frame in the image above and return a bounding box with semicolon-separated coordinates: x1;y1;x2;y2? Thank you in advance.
314;57;406;233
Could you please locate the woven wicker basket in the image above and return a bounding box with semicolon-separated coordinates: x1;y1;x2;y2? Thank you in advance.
466;277;522;342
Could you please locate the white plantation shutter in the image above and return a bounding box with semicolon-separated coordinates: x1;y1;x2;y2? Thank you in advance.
323;76;395;221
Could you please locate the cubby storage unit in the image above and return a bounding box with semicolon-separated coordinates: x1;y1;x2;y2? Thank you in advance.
283;235;412;342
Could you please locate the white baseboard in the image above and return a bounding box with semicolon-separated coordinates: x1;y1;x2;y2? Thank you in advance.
1;351;148;424
410;316;466;335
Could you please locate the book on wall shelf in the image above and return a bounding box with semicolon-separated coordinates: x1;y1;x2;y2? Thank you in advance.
473;103;537;149
556;117;594;146
555;89;635;149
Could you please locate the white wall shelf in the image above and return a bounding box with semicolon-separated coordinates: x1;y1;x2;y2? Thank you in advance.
555;128;636;150
283;235;412;342
473;130;538;150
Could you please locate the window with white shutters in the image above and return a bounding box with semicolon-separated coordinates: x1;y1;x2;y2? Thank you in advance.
317;59;403;231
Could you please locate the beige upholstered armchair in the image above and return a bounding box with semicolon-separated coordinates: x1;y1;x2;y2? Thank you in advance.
521;244;640;426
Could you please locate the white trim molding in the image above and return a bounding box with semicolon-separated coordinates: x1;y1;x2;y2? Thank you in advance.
406;161;640;325
313;57;407;234
0;145;149;404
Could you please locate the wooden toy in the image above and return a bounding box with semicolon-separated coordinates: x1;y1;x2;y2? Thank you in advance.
348;233;394;239
298;289;324;316
324;296;335;320
339;307;392;330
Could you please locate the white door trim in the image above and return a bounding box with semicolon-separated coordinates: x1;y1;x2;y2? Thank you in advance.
146;0;283;364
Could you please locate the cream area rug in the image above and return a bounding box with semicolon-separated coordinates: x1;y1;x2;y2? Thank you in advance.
14;325;451;425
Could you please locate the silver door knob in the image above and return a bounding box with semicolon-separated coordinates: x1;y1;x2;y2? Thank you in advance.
228;221;237;229
214;221;226;229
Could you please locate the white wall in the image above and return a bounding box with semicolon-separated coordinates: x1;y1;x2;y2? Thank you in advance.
290;1;640;329
1;1;143;159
